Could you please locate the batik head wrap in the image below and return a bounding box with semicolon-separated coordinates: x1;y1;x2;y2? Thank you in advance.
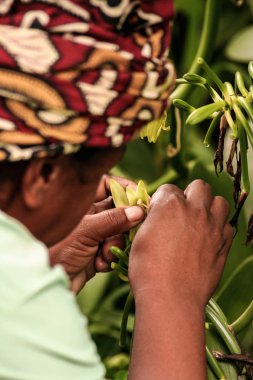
0;0;175;161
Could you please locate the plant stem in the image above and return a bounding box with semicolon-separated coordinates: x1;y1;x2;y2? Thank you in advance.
120;290;134;348
170;0;221;101
208;298;228;324
238;122;250;194
234;103;253;149
204;111;223;147
206;345;227;380
205;305;241;354
230;299;253;334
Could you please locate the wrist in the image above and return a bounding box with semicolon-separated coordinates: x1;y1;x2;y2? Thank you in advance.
134;287;206;320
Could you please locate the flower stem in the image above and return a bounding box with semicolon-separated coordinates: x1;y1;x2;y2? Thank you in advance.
230;299;253;334
204;111;223;147
208;298;228;324
238;121;250;194
233;103;253;149
205;305;241;354
120;290;134;348
206;345;227;380
170;0;221;101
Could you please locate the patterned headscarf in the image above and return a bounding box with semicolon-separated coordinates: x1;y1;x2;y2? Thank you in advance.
0;0;175;161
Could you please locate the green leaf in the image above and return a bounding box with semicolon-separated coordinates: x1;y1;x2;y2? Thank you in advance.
215;257;253;322
206;328;239;380
117;139;156;183
225;25;253;62
186;101;226;125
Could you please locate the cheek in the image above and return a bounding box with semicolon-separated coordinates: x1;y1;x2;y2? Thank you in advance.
53;181;100;243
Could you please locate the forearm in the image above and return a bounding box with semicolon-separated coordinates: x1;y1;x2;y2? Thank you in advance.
129;290;207;380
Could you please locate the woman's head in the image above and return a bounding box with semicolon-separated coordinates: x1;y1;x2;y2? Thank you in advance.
0;147;124;246
0;0;175;244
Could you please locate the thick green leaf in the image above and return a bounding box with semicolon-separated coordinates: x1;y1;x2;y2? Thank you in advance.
215;257;253;322
206;328;239;380
117;139;156;182
225;25;253;62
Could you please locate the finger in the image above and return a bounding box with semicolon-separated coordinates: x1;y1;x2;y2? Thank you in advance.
150;184;185;207
211;196;230;227
83;206;144;245
88;197;113;215
101;234;125;263
95;174;137;202
217;224;234;257
184;179;213;209
95;256;111;272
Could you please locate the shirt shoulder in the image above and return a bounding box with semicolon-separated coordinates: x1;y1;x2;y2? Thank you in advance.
0;211;68;312
0;212;105;379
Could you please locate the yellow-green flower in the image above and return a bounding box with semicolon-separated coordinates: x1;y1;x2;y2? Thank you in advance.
109;179;150;242
139;111;170;143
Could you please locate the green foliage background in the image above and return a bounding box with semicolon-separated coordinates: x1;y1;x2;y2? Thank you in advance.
78;1;253;378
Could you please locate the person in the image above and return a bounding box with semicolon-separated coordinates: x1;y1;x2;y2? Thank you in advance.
0;1;233;379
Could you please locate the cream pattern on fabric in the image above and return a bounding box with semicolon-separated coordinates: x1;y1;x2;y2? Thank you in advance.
0;0;175;161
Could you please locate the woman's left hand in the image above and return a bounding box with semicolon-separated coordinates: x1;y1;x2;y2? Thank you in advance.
49;175;144;293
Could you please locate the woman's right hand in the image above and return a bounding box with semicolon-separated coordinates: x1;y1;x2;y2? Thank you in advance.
129;179;233;311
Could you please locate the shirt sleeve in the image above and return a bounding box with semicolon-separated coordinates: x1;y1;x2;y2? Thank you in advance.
0;212;105;380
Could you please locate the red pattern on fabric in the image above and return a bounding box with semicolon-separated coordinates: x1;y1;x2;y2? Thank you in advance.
0;0;175;161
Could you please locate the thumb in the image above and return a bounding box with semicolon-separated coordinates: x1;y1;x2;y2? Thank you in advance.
83;206;144;244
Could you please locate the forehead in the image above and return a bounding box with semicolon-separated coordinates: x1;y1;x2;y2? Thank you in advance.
74;146;125;183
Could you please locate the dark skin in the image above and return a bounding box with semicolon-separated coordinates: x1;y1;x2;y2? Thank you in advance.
0;147;233;379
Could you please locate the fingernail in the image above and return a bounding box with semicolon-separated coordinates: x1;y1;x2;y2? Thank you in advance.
125;206;144;223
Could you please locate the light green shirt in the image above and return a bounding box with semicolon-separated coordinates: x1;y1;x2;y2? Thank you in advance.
0;211;105;380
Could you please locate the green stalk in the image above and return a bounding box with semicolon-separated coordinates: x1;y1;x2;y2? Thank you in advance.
235;72;248;97
110;246;129;266
183;73;207;85
205;305;241;354
206;346;227;380
238;121;250;194
248;61;253;80
172;99;195;113
237;96;253;122
204;111;223;147
111;262;128;277
230;299;253;334
208;298;228;324
170;0;221;101
233;102;253;149
224;110;238;138
198;58;226;95
120;290;134;347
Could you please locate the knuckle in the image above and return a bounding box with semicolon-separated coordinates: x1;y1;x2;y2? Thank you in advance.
168;193;183;207
152;185;183;205
156;184;179;196
191;179;209;188
214;196;230;210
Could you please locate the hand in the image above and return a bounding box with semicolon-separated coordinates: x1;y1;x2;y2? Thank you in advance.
129;180;233;311
49;175;144;293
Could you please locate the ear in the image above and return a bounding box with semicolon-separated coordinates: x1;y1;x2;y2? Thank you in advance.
22;158;60;209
